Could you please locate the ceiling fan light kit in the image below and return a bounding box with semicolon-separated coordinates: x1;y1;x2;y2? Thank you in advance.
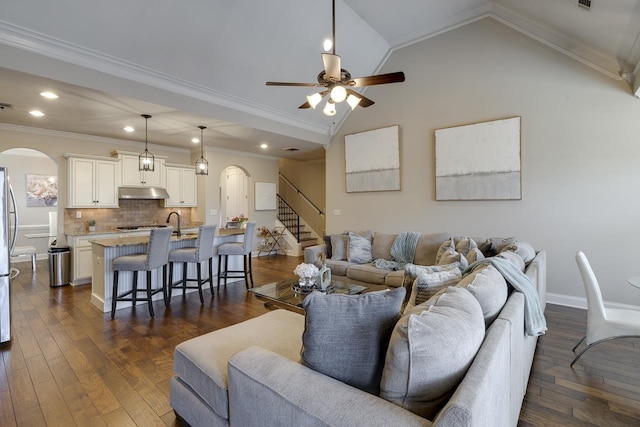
266;0;405;117
139;114;155;172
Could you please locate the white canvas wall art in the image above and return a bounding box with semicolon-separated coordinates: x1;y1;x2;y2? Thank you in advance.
435;117;521;200
345;125;400;193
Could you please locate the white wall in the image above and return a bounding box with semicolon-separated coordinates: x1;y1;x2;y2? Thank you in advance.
327;18;640;307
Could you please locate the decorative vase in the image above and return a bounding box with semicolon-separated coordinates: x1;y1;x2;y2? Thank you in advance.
88;225;96;232
317;264;331;291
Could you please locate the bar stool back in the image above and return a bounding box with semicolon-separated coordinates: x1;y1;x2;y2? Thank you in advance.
111;227;173;319
167;225;217;304
217;222;256;289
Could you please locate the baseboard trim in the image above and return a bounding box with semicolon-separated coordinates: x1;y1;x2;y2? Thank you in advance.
546;292;640;312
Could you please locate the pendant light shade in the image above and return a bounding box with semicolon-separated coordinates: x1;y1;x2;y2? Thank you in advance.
139;114;155;172
195;125;208;175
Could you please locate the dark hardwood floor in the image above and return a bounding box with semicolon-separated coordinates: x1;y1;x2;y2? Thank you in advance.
1;255;639;426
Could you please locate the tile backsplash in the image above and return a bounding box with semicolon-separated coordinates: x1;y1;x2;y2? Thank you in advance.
64;200;194;234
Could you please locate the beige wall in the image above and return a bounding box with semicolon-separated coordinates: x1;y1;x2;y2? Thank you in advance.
279;158;326;236
327;18;640;307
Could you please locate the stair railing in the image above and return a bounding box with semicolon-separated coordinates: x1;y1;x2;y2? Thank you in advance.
277;195;301;242
278;173;325;218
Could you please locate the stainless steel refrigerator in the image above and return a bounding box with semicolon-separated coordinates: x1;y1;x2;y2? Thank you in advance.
0;167;18;343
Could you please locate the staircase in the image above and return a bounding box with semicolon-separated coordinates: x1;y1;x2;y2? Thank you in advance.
277;195;319;250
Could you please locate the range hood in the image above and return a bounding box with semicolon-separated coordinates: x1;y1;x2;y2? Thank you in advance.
118;187;170;200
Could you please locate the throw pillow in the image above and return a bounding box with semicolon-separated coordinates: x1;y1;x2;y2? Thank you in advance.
454;237;478;256
322;235;333;259
438;248;469;270
477;239;498;257
404;269;463;313
301;287;406;395
465;247;484;264
501;241;536;264
457;265;508;326
330;234;348;261
348;231;373;264
434;239;454;264
380;286;485;419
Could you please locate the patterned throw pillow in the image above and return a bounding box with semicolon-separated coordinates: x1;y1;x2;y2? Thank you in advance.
404;269;463;313
330;234;348;261
347;231;373;264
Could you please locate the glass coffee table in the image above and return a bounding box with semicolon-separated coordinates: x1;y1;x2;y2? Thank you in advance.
249;277;387;314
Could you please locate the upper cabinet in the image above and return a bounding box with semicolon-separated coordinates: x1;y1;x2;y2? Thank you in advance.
66;155;120;208
119;154;165;187
164;165;197;207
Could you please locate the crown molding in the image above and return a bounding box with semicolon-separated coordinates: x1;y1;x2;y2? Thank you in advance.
0;20;330;137
490;3;622;81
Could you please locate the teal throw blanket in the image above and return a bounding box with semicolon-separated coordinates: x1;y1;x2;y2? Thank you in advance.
373;231;421;271
465;257;547;337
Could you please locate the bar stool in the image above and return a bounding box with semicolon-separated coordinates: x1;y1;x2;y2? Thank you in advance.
217;222;256;289
167;225;217;304
111;227;173;319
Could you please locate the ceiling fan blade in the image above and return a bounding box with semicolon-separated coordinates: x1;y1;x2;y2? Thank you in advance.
322;53;341;81
349;72;405;87
346;89;374;108
265;81;322;87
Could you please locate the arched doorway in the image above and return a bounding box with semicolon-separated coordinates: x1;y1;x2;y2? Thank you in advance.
0;148;58;258
220;165;249;226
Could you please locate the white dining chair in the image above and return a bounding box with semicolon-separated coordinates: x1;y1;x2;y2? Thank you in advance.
571;251;640;366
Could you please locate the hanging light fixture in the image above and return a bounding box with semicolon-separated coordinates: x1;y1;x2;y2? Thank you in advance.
138;114;155;172
195;125;208;175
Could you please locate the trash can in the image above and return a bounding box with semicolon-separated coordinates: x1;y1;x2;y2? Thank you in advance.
48;245;70;287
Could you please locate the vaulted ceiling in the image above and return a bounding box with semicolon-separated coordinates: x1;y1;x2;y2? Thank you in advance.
0;0;638;160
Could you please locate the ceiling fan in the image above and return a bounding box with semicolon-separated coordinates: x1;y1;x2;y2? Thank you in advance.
266;0;405;116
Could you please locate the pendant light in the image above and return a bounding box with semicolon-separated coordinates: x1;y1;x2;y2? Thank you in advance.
195;125;208;175
138;114;155;172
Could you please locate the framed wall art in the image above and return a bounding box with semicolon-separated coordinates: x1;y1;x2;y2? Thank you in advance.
26;174;58;207
435;117;521;200
254;181;276;210
344;125;400;193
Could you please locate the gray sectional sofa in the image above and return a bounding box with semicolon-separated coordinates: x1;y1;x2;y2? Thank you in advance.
170;233;546;427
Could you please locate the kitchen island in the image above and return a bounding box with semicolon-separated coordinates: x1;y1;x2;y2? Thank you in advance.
90;229;245;313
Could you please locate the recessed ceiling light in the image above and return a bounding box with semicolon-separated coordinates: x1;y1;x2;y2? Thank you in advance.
191;137;200;144
40;91;58;99
260;143;269;149
123;126;135;132
29;110;45;117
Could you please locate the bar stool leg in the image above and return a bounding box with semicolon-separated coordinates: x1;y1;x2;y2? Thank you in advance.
243;255;249;289
182;262;187;297
163;264;169;308
146;270;154;317
111;270;119;320
168;262;174;303
208;257;214;297
217;255;222;289
248;252;254;288
132;272;138;307
31;254;36;272
224;256;229;287
196;263;204;304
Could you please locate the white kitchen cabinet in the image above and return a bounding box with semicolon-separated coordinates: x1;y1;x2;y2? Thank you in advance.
66;156;120;208
120;154;165;187
164;165;197;207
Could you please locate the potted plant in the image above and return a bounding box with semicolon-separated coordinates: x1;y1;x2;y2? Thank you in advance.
87;220;96;232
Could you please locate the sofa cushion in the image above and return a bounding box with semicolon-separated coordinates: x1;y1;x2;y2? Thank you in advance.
384;270;407;288
405;268;463;313
457;264;508;326
347;263;388;285
380;286;485;420
413;232;451;266
326;259;352;276
173;310;304;420
372;233;398;261
301;287;406;395
348;231;373;264
330;235;348;261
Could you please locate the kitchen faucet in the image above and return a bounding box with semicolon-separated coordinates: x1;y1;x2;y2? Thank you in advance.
166;211;181;237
